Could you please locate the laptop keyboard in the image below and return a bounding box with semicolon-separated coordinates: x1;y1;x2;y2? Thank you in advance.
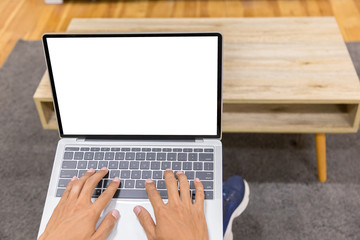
56;146;215;199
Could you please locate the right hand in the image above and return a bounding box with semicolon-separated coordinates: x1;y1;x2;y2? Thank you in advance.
133;169;209;240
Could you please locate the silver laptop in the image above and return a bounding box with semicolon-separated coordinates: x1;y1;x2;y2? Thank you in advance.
38;32;223;239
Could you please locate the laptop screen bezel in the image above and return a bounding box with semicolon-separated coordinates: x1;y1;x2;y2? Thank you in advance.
42;32;222;140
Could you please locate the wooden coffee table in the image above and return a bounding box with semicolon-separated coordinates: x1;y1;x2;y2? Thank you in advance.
34;17;360;182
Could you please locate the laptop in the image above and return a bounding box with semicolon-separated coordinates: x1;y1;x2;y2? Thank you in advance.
38;32;223;239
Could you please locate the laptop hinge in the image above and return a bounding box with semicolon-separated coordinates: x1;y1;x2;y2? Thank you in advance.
76;138;86;142
195;138;204;143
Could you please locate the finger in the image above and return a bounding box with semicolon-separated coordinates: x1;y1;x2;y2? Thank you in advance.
164;169;180;204
92;209;120;240
133;206;156;240
68;168;96;200
78;167;109;201
194;178;205;207
176;171;191;204
145;179;164;211
58;176;77;204
93;177;120;211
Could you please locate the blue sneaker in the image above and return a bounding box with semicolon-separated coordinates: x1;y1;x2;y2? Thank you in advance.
223;176;250;240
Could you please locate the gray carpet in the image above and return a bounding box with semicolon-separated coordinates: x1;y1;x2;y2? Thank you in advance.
1;40;360;240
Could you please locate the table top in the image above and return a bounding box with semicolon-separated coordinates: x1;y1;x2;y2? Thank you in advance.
66;17;360;104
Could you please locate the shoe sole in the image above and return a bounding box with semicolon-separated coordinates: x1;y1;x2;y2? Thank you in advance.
223;180;250;240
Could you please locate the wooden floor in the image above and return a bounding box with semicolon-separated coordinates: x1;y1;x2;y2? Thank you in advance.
1;0;360;67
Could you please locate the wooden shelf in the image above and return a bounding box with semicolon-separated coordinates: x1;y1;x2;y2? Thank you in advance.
33;17;360;134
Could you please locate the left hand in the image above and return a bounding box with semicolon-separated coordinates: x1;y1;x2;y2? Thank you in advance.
38;167;120;240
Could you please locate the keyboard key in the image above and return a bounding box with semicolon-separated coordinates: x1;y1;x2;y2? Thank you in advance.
80;147;90;151
202;181;214;190
167;153;176;161
157;180;166;189
153;171;162;179
121;148;130;151
95;152;104;160
78;170;87;178
140;161;150;169
121;170;130;179
109;161;119;169
161;162;171;170
103;179;112;188
193;162;203;170
185;171;195;179
58;179;71;187
111;148;120;151
65;147;79;151
146;153;156;160
204;162;214;170
98;161;108;169
190;181;195;189
105;152;115;160
125;152;135;160
119;161;129;169
162;148;172;152
77;161;87;169
115;152;125;160
131;170;141;179
125;180;135;188
88;161;98;169
142;171;152;179
204;191;213;199
188;153;198;161
74;152;84;160
194;148;203;152
63;152;74;160
130;161;139;169
158;190;168;198
110;170;120;178
119;180;125;188
204;149;214;152
152;148;161;152
178;153;187;161
157;153;166;161
199;153;214;161
92;188;102;197
91;147;100;151
136;180;145;188
136;153;146;160
172;162;181;170
151;162;160;170
62;161;77;169
113;189;147;199
96;180;103;188
84;152;94;160
142;148;151;152
173;148;182;152
60;170;78;178
132;148;141;152
183;162;192;170
56;188;65;197
183;148;193;152
101;147;110;151
196;172;213;180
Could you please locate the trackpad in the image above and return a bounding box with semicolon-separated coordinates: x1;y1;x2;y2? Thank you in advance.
97;200;155;240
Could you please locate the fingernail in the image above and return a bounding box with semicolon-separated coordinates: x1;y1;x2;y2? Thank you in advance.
195;178;200;183
146;179;153;183
166;168;172;171
176;171;183;175
71;176;77;181
101;167;107;171
113;177;120;182
133;206;141;216
87;168;94;172
112;210;120;220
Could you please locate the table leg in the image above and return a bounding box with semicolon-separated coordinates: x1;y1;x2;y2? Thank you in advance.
315;133;327;182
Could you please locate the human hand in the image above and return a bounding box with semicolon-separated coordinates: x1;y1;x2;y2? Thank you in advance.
39;167;120;240
134;170;209;240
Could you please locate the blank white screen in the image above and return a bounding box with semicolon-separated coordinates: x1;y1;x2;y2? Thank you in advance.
46;36;218;135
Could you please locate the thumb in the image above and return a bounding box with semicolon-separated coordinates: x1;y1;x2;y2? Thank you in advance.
134;206;156;239
92;210;120;240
